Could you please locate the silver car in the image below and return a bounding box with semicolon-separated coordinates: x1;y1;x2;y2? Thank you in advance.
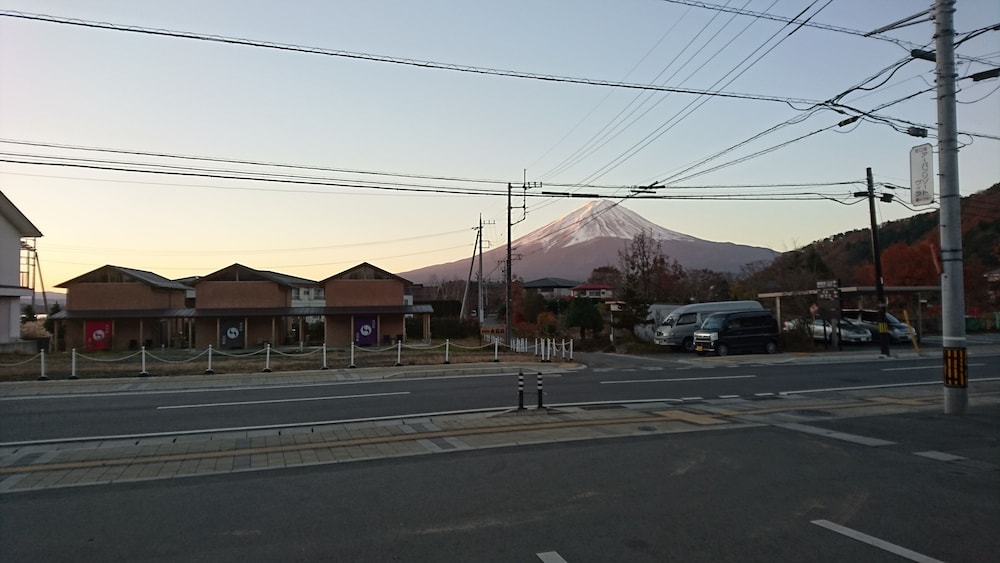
809;318;872;344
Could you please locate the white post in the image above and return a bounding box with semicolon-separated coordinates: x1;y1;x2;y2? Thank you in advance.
569;339;574;361
349;342;356;368
37;349;48;381
205;344;214;374
140;346;149;376
493;337;500;362
445;339;451;364
321;343;328;370
70;348;78;379
561;339;566;358
263;343;272;372
395;339;402;366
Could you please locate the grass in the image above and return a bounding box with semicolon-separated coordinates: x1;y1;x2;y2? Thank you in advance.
0;340;545;382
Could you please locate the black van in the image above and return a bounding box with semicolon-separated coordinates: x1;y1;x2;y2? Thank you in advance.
693;310;779;356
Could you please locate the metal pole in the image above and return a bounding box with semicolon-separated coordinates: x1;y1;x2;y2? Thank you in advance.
506;183;513;347
263;343;272;372
38;349;47;381
444;339;450;364
205;344;214;374
867;168;891;356
70;347;78;379
935;0;967;414
321;343;328;370
493;338;499;362
349;342;356;368
140;346;149;376
395;339;402;367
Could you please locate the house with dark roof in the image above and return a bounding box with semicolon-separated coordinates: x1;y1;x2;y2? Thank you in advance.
54;265;193;351
571;283;615;300
0;191;43;351
522;278;581;300
50;262;433;351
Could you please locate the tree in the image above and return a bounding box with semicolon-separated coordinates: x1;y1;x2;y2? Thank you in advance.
615;231;665;337
564;297;603;339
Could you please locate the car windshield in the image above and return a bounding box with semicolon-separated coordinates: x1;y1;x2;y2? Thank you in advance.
701;314;725;330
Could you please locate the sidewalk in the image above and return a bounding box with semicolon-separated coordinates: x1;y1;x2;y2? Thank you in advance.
2;372;997;494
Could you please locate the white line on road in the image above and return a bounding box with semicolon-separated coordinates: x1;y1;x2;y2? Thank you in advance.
600;375;756;384
157;391;410;409
811;519;945;563
781;376;1000;395
537;552;569;563
881;363;984;371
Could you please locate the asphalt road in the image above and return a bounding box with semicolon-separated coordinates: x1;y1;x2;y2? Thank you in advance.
2;409;996;562
2;351;999;442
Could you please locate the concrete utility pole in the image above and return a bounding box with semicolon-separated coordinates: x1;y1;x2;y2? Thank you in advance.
506;183;513;346
934;0;967;414
861;168;891;356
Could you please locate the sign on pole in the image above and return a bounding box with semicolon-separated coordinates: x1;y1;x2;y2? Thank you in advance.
909;143;934;206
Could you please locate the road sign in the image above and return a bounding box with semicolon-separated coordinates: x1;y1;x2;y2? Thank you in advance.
910;144;934;206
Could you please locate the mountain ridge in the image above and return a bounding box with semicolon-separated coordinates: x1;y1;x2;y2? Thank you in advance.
401;200;778;284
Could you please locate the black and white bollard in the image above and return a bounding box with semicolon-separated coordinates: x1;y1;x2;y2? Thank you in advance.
537;373;544;408
518;370;525;410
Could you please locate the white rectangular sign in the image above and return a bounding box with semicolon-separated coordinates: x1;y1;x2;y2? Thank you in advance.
909;144;934;206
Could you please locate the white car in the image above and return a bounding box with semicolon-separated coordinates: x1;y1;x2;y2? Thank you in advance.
786;318;872;344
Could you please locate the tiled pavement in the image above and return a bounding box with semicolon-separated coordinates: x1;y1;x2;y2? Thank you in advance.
3;377;997;494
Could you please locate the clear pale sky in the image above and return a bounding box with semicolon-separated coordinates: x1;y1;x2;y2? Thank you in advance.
2;1;998;291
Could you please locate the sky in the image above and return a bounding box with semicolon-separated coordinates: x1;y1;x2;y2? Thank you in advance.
2;0;998;292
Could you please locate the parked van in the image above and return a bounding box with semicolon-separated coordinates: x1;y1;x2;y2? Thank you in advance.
693;309;779;356
653;300;764;351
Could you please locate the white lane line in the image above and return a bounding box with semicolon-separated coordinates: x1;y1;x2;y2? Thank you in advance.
914;450;966;462
811;519;945;563
157;391;410;410
778;424;895;446
780;376;1000;395
537;552;569;563
881;363;985;372
601;375;756;384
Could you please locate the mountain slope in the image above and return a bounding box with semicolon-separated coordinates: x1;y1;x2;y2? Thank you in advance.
401;200;778;284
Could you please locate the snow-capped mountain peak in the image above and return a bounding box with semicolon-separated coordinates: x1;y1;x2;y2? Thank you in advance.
516;199;696;251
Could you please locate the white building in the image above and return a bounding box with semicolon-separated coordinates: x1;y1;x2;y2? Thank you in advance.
0;191;43;351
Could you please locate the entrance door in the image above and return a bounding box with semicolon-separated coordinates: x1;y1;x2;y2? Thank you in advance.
354;316;377;346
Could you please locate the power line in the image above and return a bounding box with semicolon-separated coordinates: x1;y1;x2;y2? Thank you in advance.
0;10;826;107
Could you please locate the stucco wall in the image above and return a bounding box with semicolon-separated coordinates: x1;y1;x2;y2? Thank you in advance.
324;279;403;306
196;281;289;308
66;283;186;310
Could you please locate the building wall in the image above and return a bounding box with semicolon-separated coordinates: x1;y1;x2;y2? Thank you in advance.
65;283;186;310
325;279;404;306
195;281;289;308
0;219;20;287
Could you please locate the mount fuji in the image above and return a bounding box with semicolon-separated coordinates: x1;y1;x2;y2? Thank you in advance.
400;200;778;284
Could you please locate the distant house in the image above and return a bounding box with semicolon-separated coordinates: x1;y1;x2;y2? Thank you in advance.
0;191;43;351
54;265;192;351
571;283;615;301
50;262;432;351
523;278;581;300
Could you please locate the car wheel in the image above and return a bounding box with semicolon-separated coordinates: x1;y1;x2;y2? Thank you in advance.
682;338;694;352
716;343;729;357
764;340;777;354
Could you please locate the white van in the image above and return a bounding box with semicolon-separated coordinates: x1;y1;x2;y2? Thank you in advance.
653;300;764;352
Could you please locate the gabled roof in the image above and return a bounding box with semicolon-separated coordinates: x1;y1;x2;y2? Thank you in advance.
56;265;192;290
322;262;411;285
523;278;582;289
572;283;613;290
0;191;43;237
195;264;316;287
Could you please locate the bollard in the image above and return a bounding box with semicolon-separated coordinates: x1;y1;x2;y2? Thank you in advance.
561;339;566;359
395;339;403;367
537;373;544;408
139;346;149;376
37;349;48;381
321;343;329;370
70;348;79;379
205;344;215;374
444;339;451;364
263;343;272;373
518;370;525;410
493;338;499;362
569;339;574;361
349;342;356;368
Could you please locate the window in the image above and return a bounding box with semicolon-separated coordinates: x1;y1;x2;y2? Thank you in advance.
677;313;698;326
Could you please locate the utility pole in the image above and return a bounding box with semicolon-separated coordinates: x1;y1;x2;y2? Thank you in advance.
859;168;891;356
504;180;536;346
934;0;967;414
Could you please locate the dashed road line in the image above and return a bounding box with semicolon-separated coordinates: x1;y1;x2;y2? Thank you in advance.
811;519;945;563
537;551;569;563
156;391;409;409
777;423;895;446
600;375;756;384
